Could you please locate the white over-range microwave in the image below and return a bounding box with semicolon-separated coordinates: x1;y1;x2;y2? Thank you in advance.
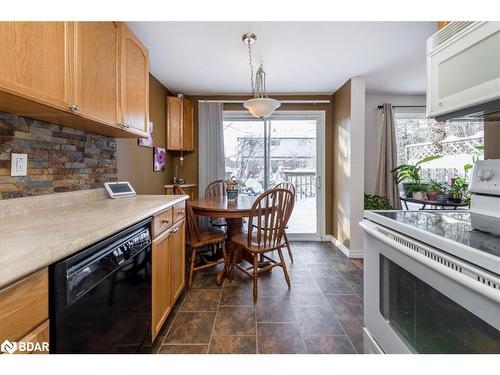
427;21;500;121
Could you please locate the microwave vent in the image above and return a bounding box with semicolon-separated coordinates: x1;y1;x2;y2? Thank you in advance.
427;21;476;53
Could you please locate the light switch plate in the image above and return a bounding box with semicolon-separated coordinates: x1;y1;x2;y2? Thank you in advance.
11;153;28;176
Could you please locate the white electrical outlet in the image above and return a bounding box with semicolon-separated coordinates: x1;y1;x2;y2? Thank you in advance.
11;153;28;177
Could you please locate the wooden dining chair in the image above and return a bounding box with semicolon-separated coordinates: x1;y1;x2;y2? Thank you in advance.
204;180;227;230
173;185;227;291
231;188;295;303
275;181;296;263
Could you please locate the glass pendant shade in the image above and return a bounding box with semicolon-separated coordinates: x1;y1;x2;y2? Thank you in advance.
243;98;281;119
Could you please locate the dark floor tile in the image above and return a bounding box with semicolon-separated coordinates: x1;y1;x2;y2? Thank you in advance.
352;259;364;269
290;286;328;306
351;284;363;299
303;335;356;354
219;285;254;306
309;265;345;279
257;323;306;354
257;297;296;322
326;294;363;320
164;312;216;344
213;307;256;335
339;317;364;354
293;305;344;336
209;336;257;354
314;277;356;295
333;260;364;285
158;344;208;354
192;272;222;289
180;289;221;311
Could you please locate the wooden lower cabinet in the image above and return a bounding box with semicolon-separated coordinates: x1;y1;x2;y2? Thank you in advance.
0;268;49;354
151;219;186;341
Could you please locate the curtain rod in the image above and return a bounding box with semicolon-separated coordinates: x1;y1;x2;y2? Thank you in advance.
377;105;426;109
198;99;331;104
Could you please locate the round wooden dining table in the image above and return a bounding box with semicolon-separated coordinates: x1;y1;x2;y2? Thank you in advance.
189;195;257;284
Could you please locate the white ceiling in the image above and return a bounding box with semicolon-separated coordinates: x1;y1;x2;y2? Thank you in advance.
127;21;436;96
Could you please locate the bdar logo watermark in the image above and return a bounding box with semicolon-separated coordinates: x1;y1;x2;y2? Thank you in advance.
1;339;49;354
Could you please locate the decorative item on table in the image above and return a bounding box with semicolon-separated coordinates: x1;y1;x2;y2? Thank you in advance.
138;121;154;147
449;176;469;204
153;147;166;172
427;179;448;202
225;176;240;201
408;183;428;201
173;177;185;185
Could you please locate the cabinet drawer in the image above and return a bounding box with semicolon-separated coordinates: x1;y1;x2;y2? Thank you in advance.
153;208;173;238
0;268;48;342
173;201;186;223
13;320;50;354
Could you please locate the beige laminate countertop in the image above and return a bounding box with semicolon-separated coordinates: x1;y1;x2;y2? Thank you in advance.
0;189;187;289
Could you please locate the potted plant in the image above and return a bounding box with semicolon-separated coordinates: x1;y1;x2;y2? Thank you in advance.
449;176;469;204
408;183;428;200
391;155;442;197
364;194;393;210
427;179;447;202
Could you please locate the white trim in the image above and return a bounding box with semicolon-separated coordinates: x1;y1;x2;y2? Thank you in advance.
324;234;365;259
287;234;322;241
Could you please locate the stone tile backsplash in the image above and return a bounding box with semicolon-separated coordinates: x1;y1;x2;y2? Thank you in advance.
0;112;117;199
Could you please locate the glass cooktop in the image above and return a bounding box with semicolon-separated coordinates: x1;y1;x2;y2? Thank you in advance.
374;211;500;259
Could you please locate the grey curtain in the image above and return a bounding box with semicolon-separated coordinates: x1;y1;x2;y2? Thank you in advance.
375;103;401;209
198;102;225;197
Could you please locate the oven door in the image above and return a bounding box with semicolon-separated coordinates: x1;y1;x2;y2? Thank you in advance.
361;220;500;354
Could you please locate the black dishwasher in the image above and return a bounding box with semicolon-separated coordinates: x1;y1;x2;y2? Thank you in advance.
50;218;152;353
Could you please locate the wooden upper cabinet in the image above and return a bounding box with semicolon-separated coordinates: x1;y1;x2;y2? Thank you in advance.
120;24;149;136
167;96;195;151
73;22;120;126
0;22;73;110
167;96;183;150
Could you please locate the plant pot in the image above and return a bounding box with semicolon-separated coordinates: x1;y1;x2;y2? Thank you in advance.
226;188;239;201
402;182;414;198
435;194;449;203
426;192;439;201
448;196;462;204
412;191;426;200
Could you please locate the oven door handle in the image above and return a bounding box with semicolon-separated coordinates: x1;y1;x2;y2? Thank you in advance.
360;220;500;303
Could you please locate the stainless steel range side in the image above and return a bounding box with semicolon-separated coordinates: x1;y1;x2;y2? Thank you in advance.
360;160;500;354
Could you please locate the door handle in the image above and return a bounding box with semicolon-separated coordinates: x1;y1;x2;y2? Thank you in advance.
316;176;321;190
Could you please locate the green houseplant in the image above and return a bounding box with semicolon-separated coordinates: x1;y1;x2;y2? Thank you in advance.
364;194;393;210
449;176;469;204
408;183;428;200
427;179;447;202
391;155;442;197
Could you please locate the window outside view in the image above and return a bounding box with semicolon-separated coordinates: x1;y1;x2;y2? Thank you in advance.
394;113;484;185
223;119;318;234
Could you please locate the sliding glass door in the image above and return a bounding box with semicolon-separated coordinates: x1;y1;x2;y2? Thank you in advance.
223;111;325;239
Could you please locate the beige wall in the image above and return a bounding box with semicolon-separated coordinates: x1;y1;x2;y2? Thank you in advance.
116;74;170;194
332;77;365;253
484;122;500;159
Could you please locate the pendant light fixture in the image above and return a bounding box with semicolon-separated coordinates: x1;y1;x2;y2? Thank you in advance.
242;33;281;119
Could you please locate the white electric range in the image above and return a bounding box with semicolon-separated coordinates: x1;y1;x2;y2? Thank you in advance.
360;159;500;354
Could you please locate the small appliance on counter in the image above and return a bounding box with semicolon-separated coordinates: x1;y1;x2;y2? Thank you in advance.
469;159;500;235
104;181;136;199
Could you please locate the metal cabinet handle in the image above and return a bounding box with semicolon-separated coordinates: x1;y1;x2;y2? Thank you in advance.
161;218;170;224
119;122;131;129
178;209;185;215
69;104;80;111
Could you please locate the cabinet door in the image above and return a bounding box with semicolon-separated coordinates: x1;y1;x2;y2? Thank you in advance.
14;320;50;354
120;24;149;136
183;99;195;151
151;230;172;341
170;220;185;303
74;22;119;126
0;22;73;110
167;96;183;150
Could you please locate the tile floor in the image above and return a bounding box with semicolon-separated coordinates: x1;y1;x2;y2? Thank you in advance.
150;241;364;354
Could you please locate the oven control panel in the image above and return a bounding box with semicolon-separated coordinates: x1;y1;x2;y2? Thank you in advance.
469;159;500;195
